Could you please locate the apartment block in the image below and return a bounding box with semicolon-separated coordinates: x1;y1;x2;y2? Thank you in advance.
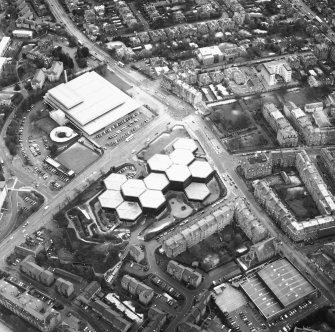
240;152;272;179
167;261;202;288
121;275;154;305
261;60;292;86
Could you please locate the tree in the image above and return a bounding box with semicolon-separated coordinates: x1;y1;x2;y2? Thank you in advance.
77;46;89;58
49;143;58;156
14;83;20;91
76;57;87;68
67;34;77;48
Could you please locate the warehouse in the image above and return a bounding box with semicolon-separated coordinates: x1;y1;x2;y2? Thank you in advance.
44;71;140;136
240;259;317;321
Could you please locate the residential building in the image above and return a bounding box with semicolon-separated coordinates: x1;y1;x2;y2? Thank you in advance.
0;278;61;332
43;61;63;82
240;152;272;179
90;300;132;332
305;102;323;113
55;278;74;297
121;275;154;305
296;150;335;215
0;57;8;75
260;60;292;86
262;103;299;147
142;306;167;332
177;290;212;332
20;256;55;286
167;261;202;288
162;205;234;257
15;242;44;258
314;43;330;61
321;147;335;183
129;244;145;263
31;69;46;90
234;200;268;243
77;281;101;304
0;181;7;211
0;36;10;57
196;46;224;66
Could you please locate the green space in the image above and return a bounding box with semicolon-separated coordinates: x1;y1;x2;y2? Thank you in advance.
175;224;250;272
226;131;268;152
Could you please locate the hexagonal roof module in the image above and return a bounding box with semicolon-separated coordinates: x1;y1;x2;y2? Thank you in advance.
184;182;210;201
139;189;166;210
189;160;214;180
143;173;170;191
98;190;124;209
169;149;195;166
165;164;191;183
103;173;127;191
116;201;142;221
121;179;146;199
173;138;198;153
147;154;172;172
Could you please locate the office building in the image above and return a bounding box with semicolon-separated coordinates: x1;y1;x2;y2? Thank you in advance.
196;46;224;65
12;29;33;38
261;60;292;86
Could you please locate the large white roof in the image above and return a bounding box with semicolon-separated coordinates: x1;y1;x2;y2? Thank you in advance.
147;154;172;172
139;190;166;209
121;179;146;198
44;71;140;135
144;173;169;191
173;138;198;153
165;164;191;183
98;190;124;209
0;36;10;56
184;182;210;201
103;173;127;190
189;160;214;179
169;149;195;166
116;201;142;221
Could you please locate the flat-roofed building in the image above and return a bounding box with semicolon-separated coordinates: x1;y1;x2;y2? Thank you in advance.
44;71;141;136
188;160;214;182
0;36;10;56
241;152;272;179
121;179;146;201
169;149;195;166
196;46;224;65
261;60;292;86
165;164;192;189
103;173;127;191
143;173;169;192
184;182;210;201
139;189;166;213
0;181;8;211
116;201;142;222
241;259;317;321
98;190;124;210
31;69;46;90
147;154;172;173
12;29;33;38
173;138;198;153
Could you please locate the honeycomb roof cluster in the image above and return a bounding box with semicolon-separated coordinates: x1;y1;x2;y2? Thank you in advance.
98;138;215;221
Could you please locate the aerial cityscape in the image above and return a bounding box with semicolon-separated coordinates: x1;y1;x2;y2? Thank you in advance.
1;0;335;331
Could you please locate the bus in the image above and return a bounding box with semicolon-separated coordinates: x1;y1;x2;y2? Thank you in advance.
126;134;134;142
117;61;125;68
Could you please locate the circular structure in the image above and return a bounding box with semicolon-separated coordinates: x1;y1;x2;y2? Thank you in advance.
233;70;246;85
165;164;191;189
147;154;172;173
103;173;127;191
116;201;142;222
169;149;195;166
189;160;214;182
184;182;210;201
121;179;146;201
173;138;198;153
139;189;166;212
50;126;78;143
144;173;169;192
98;190;124;209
